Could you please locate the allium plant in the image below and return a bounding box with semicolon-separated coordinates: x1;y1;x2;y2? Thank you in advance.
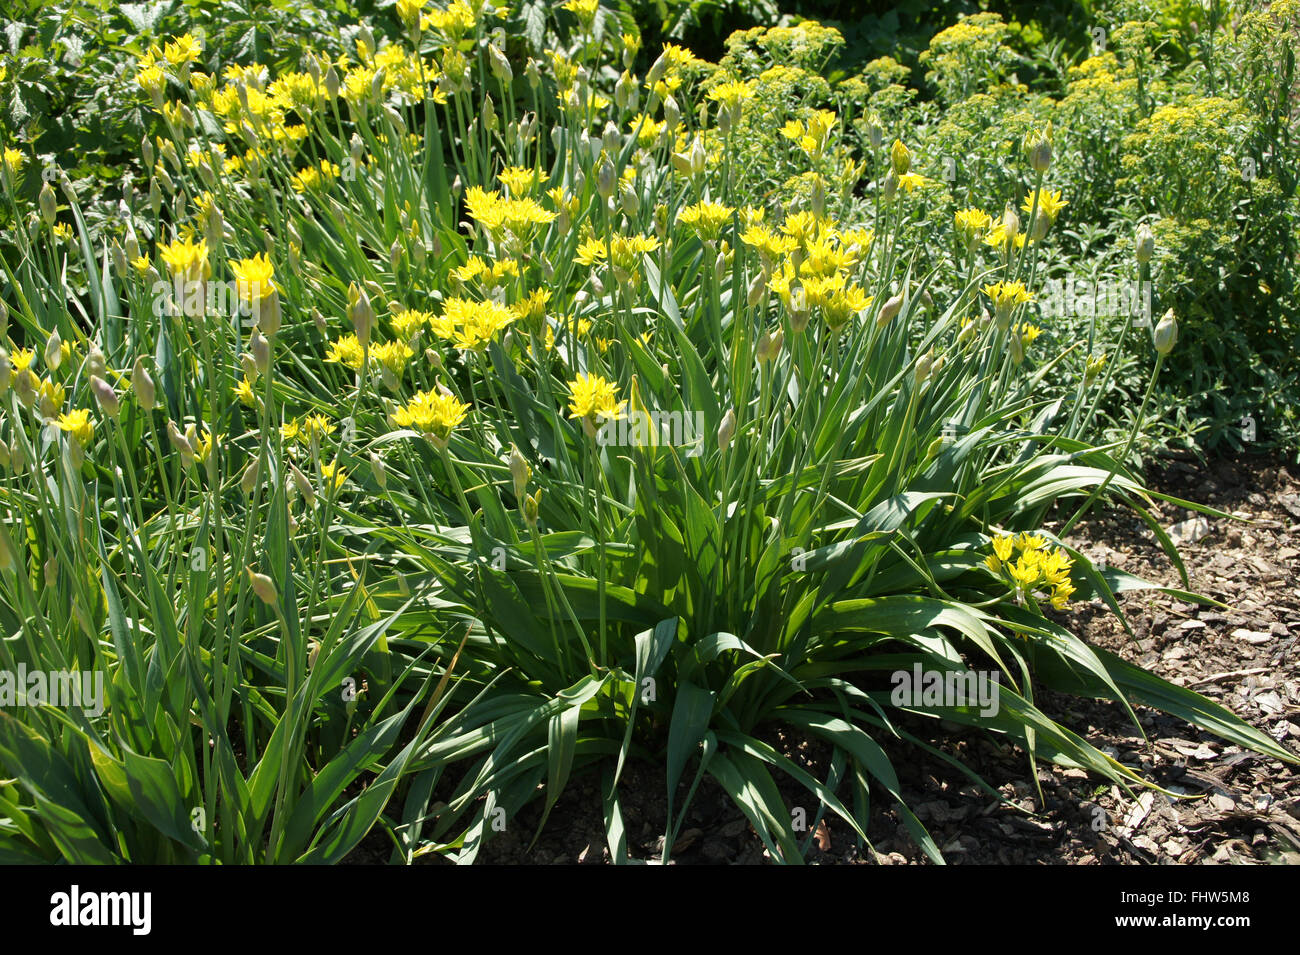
0;6;1291;864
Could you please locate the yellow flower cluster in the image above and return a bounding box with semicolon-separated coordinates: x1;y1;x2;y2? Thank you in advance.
433;298;518;352
986;533;1077;610
465;186;557;236
567;373;626;423
780;110;837;159
393;389;470;441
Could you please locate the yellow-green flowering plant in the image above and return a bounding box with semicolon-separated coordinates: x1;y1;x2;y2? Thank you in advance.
0;4;1291;866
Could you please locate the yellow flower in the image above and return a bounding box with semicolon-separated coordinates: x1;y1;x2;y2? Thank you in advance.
1008;555;1039;590
372;340;414;374
982;280;1033;326
707;79;756;109
954;207;992;244
464;186;557;235
438;297;517;352
57;408;95;447
320;460;348;492
157;236;209;281
233;377;257;407
290;159;340;193
677;200;734;241
1049;580;1077;610
574;236;608;266
890;139;911;175
741;224;798;261
897;172;932;194
993;534;1015;563
393;389;470;441
163;33;202;67
780;110;837;158
395;309;433;341
498;165;545;197
1;148;24;181
1040;548;1074;586
299;413;336;446
1016;532;1048;552
230;252;279;303
325;334;366;370
567;373;626;422
190;427;214;463
563;0;600;28
1022;188;1069;224
137;64;166;100
38;379;66;418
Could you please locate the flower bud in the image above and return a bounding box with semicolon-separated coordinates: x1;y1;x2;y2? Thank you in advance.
717;408;736;452
509;444;531;500
90;375;119;418
915;350;934;383
45;328;63;370
1002;202;1020;244
1153;308;1178;356
13;369;36;409
758;328;784;363
620;180;640;216
39;182;57;226
241;457;261;495
690;136;706;176
646;52;668;87
488;44;512;83
86;343;107;380
1136;223;1155;265
348;282;374;349
247;568;277;605
877;291;904;327
663;95;680;131
615;70;636;110
596;156;616;200
890;139;910;176
882;169;898;202
1024;126;1052;173
523;489;542;527
289;462;316;505
167;420;197;466
369;451;387;489
250;329;270;375
865;114;883;151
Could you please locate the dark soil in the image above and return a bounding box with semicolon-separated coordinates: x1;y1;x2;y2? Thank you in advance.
469;451;1300;865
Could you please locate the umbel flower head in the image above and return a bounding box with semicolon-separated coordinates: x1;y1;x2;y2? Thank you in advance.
231;252;281;333
393;388;470;448
981;280;1033;330
158;235;209;282
567;372;626;437
985;532;1076;609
